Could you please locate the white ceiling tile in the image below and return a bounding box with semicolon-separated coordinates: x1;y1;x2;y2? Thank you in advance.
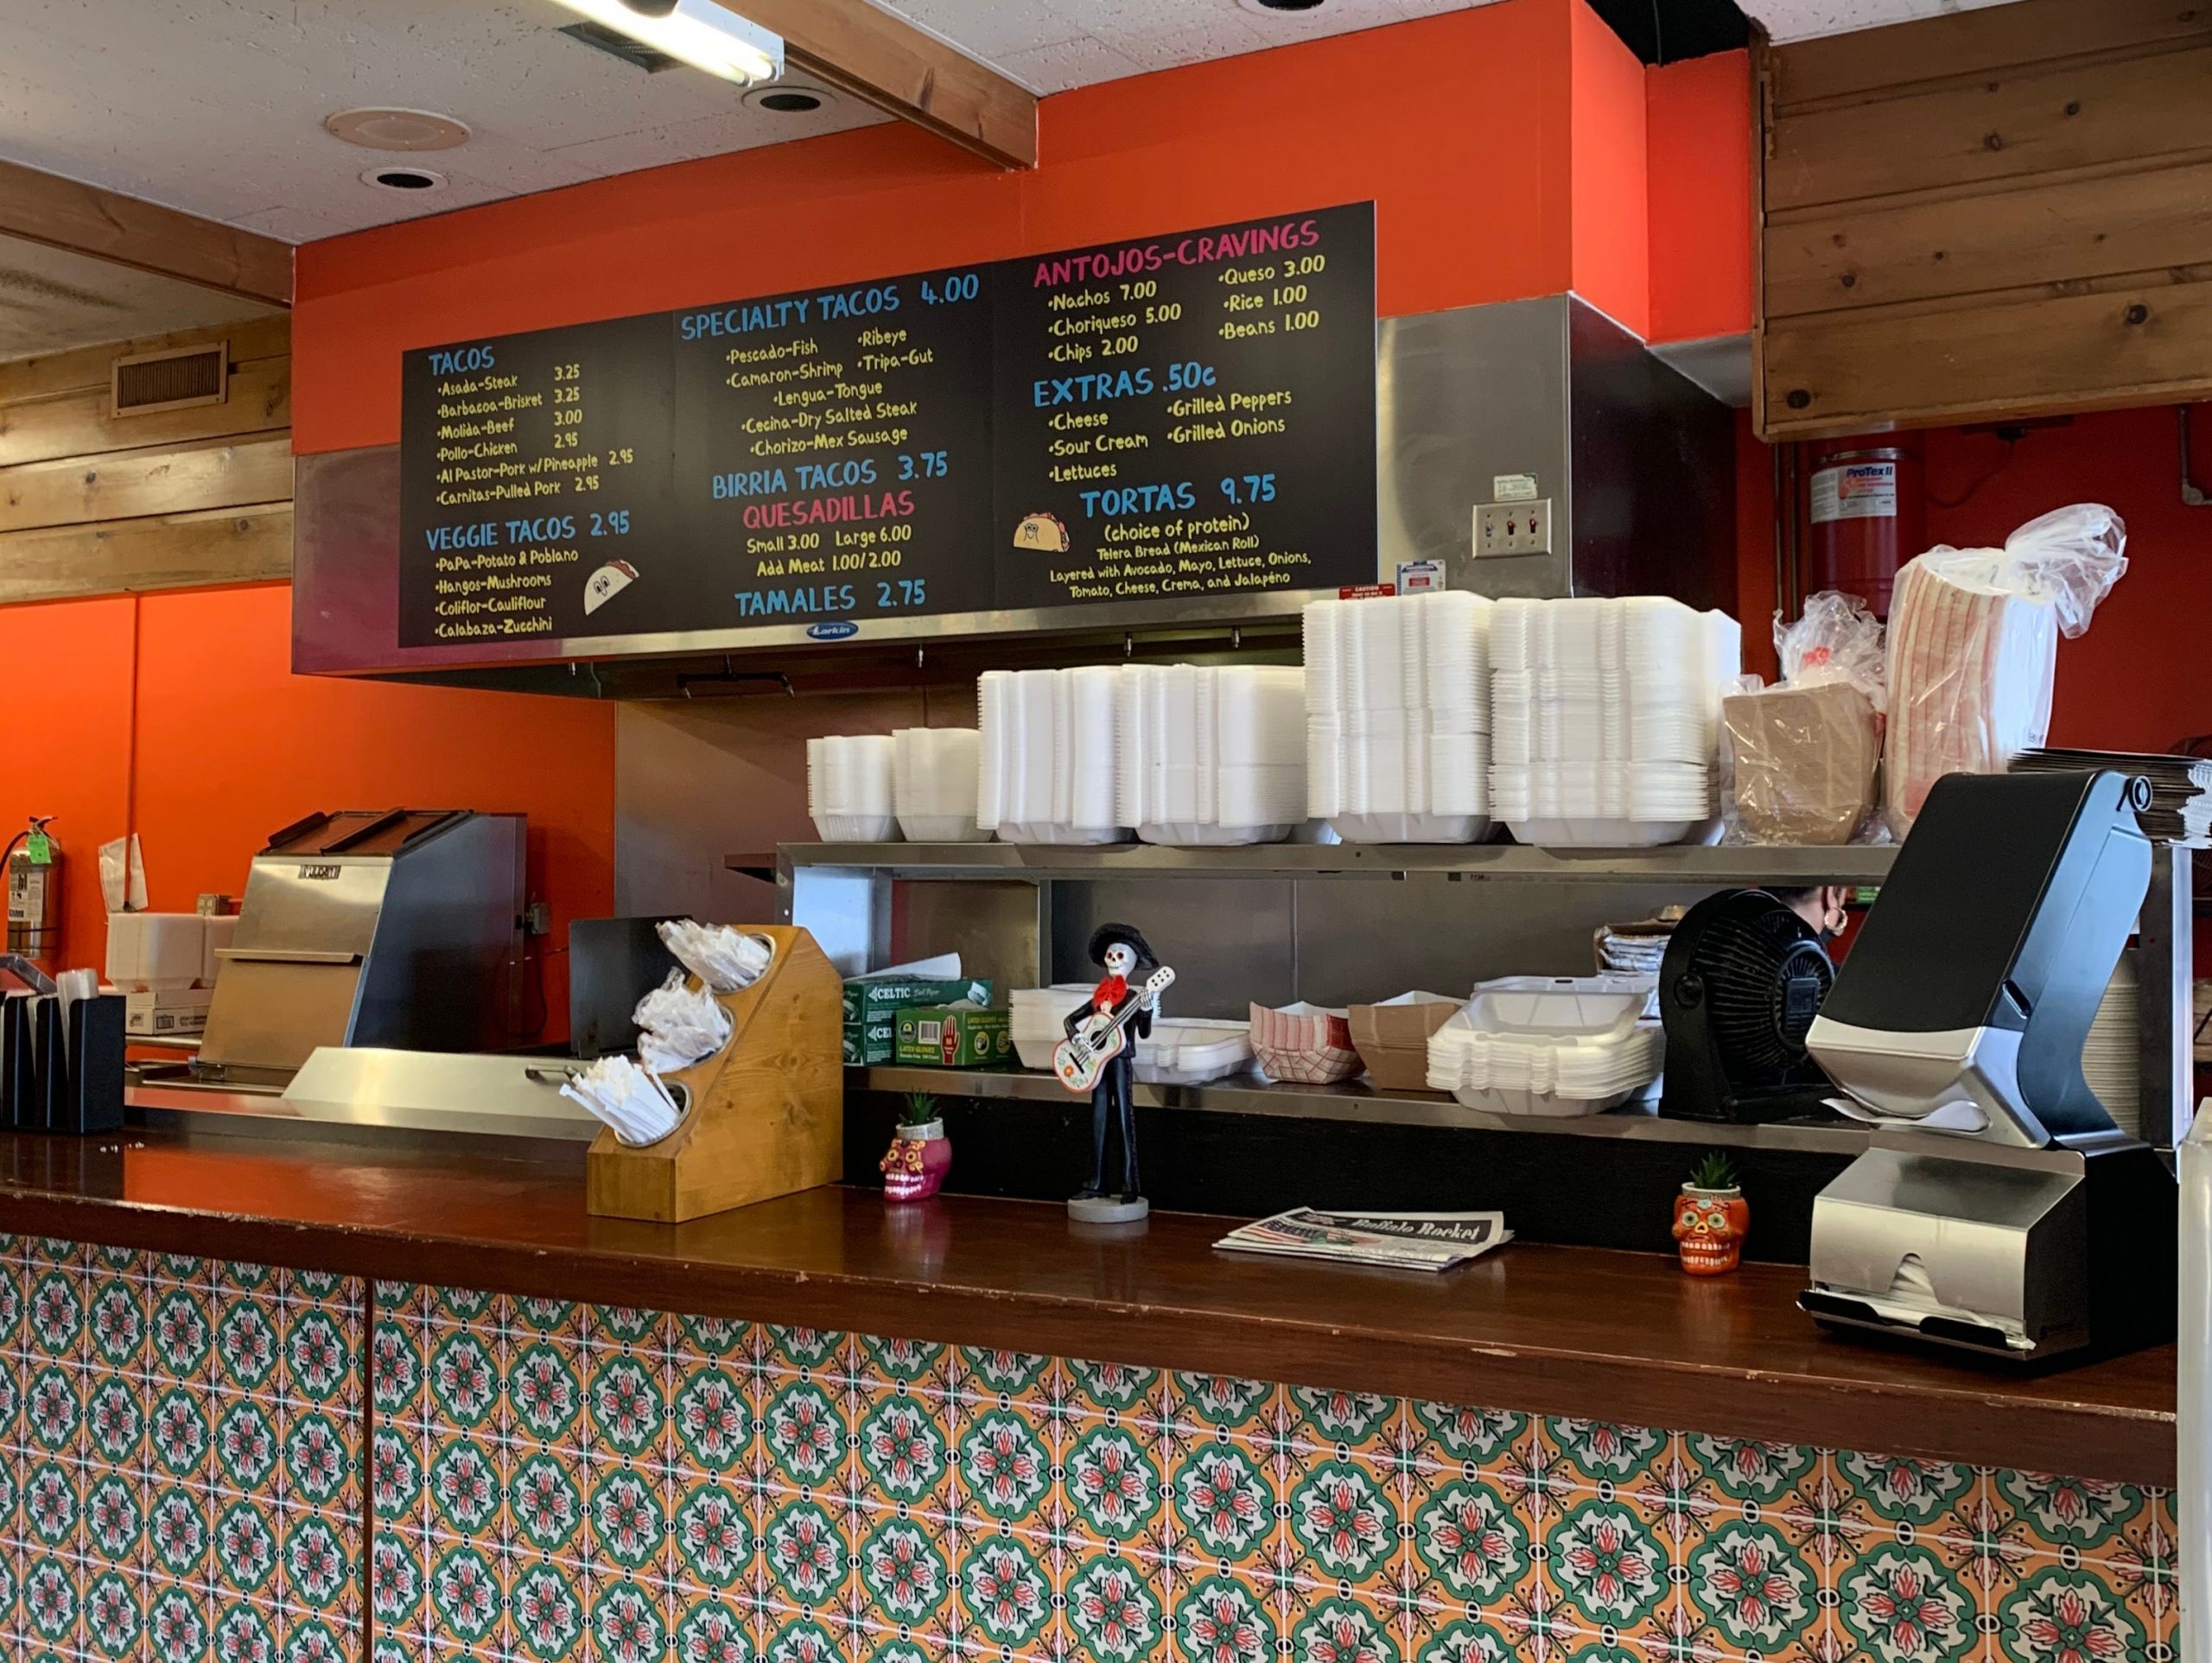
0;0;922;243
543;100;885;178
0;0;1982;255
989;34;1147;95
869;0;1088;59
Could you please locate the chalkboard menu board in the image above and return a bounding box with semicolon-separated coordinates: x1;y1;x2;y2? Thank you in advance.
398;204;1375;650
993;209;1377;612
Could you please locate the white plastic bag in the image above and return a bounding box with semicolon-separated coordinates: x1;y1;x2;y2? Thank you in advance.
561;1054;684;1147
656;920;773;993
632;969;733;1074
1777;590;1888;712
1885;505;2126;835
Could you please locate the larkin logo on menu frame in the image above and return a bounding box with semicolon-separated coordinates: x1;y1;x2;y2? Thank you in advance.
394;203;1378;651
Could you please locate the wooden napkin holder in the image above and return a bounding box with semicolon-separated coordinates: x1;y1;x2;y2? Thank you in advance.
585;924;843;1224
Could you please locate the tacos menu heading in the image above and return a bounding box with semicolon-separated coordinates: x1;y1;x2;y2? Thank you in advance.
397;203;1376;648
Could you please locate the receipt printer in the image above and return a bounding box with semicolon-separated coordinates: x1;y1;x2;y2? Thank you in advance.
1802;771;2176;1361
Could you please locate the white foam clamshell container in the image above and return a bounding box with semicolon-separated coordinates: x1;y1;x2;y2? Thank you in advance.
978;669;1125;845
808;735;899;842
1116;664;1306;846
1009;986;1253;1085
1426;974;1662;1116
893;727;988;843
1487;598;1741;849
1304;591;1494;842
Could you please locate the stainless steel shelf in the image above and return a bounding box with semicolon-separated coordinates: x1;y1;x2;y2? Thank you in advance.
770;841;1897;884
855;1064;1875;1154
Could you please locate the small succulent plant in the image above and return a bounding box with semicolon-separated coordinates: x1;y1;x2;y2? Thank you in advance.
1687;1152;1739;1193
899;1092;940;1128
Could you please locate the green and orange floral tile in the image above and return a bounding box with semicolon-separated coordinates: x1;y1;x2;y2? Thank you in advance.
0;1241;364;1663
0;1245;2187;1663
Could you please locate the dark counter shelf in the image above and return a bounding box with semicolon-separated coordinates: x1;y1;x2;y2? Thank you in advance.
0;1111;2172;1486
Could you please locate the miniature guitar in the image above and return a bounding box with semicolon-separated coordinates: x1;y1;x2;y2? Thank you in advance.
1053;967;1176;1095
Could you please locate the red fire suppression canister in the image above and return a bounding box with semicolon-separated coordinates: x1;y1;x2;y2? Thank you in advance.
1804;440;1924;619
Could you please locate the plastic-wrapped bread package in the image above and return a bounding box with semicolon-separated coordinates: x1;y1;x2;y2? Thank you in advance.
1883;505;2126;835
1722;592;1886;845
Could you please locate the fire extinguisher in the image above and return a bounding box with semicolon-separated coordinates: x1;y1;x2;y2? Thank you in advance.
1804;437;1925;619
4;816;60;974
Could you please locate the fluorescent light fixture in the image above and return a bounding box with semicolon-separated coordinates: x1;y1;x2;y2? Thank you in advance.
550;0;783;84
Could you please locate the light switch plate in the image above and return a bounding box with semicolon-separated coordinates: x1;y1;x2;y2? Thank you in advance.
1475;498;1553;557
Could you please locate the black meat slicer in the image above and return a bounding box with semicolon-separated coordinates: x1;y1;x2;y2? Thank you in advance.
1801;770;2176;1362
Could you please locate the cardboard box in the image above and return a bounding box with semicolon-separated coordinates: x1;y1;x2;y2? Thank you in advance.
894;1003;1014;1069
1349;992;1462;1091
842;972;990;1063
123;984;213;1038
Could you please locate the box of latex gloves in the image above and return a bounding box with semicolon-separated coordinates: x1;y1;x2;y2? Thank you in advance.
842;956;991;1064
894;1003;1014;1069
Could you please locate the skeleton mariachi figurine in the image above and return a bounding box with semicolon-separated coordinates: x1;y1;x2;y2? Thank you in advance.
1052;923;1174;1224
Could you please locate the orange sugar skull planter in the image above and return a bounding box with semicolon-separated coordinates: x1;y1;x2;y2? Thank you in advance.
1674;1153;1749;1276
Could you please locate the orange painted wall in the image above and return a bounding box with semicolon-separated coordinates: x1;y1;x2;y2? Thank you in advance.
0;584;613;1037
294;0;1611;452
1646;50;1753;344
0;598;136;978
1569;2;1651;339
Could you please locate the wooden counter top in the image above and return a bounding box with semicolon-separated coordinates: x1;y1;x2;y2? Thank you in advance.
0;1119;2174;1485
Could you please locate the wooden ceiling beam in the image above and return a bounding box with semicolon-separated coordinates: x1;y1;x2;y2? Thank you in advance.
733;0;1037;169
0;158;290;307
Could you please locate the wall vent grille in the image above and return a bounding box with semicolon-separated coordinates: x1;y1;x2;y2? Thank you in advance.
112;342;228;417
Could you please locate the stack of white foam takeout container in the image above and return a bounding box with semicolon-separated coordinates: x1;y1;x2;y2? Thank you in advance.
1488;597;1741;847
1303;591;1494;841
1425;974;1661;1116
805;734;898;841
891;727;987;843
1116;664;1306;846
979;664;1308;846
977;668;1125;845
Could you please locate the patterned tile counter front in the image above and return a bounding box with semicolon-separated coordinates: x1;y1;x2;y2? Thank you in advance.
0;1234;2179;1662
0;1236;365;1663
368;1283;2179;1663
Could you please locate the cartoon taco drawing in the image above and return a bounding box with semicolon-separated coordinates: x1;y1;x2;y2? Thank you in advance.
1011;511;1071;554
583;559;639;615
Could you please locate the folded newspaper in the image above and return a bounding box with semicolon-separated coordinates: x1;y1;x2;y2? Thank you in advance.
1214;1208;1512;1272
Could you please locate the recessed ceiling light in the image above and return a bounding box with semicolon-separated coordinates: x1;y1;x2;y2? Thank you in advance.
361;167;448;193
326;107;471;152
1237;0;1329;12
744;83;831;114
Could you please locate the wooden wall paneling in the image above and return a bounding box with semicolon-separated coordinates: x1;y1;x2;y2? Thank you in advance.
1758;0;2212;438
1766;157;2212;317
1770;0;2212;108
0;435;292;533
0;317;294;600
0;504;292;602
0;357;289;468
1767;47;2212;212
0;158;290;305
0;315;290;407
1764;276;2212;433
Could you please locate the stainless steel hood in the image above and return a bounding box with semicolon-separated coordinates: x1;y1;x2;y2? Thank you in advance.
293;295;1732;695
